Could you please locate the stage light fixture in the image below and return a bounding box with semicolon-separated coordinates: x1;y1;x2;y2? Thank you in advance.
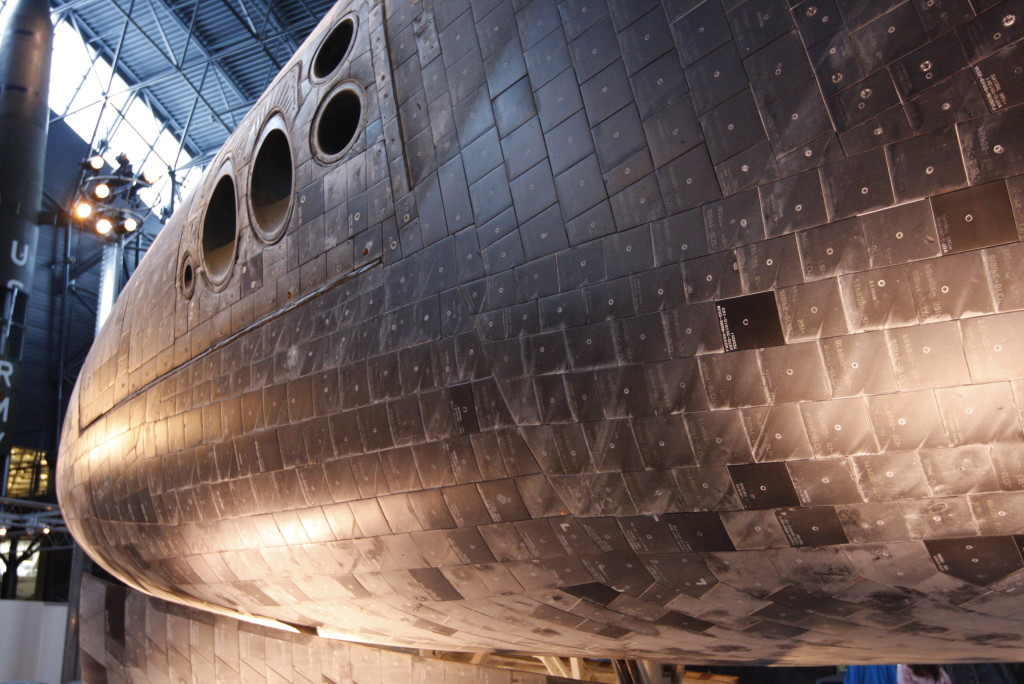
41;526;50;535
74;151;152;236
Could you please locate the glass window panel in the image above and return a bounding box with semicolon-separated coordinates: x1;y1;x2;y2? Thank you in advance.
125;98;162;141
42;13;207;214
153;129;187;168
49;22;93;114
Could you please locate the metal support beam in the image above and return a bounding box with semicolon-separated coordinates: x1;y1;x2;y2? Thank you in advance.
80;0;136;157
174;88;203;171
538;656;571;679
69;286;96;316
0;533;22;599
571;658;588;680
144;0;178;67
60;543;85;683
179;0;203;69
68;0;237;137
53;221;73;451
50;0;326;164
612;661;685;684
214;0;284;74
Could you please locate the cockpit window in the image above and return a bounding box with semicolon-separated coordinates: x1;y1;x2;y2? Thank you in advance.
314;85;363;162
250;119;293;243
312;16;356;81
201;173;237;285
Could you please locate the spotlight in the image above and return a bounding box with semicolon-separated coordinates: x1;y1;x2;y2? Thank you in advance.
96;218;113;235
93;183;110;199
123;216;138;232
41;526;50;535
140;168;159;184
74;201;93;219
0;526;6;536
86;155;104;171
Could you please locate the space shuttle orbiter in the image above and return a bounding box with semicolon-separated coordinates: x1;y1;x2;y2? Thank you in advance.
57;0;1024;665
